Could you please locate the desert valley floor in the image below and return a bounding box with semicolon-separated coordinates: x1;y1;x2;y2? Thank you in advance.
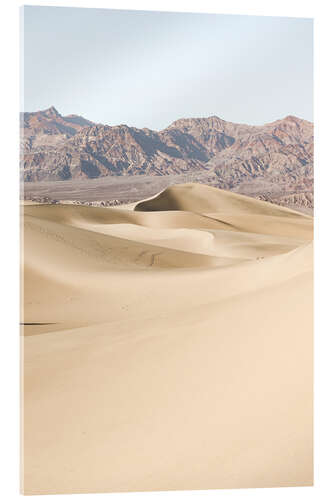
22;183;313;494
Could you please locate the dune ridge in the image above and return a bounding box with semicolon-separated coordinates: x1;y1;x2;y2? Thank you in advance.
22;183;313;494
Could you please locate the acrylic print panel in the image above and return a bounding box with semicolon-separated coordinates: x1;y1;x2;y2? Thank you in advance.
21;5;313;495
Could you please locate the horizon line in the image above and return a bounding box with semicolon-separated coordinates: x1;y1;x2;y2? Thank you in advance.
21;105;314;131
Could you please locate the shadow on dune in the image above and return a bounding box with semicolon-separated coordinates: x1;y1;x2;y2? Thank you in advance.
20;322;57;326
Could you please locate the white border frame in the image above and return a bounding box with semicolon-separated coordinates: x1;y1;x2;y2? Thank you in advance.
1;1;332;498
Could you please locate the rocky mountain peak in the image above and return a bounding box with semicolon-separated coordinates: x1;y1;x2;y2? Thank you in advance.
166;115;226;131
43;106;61;118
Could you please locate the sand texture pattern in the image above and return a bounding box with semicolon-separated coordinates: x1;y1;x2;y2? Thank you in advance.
22;183;313;494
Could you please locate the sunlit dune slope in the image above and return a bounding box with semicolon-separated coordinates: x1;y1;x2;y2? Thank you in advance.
22;184;313;495
134;182;310;217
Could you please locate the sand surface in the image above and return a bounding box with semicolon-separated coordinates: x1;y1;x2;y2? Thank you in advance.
22;183;313;494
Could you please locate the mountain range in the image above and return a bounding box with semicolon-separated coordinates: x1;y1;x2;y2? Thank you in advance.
21;107;314;211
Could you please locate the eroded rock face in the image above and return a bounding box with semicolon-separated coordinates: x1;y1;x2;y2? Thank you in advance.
21;106;94;150
21;108;314;210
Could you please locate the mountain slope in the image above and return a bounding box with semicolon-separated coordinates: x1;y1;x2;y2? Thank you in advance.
21;108;314;211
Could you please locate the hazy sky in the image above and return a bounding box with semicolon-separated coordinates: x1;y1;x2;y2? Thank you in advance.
22;6;313;130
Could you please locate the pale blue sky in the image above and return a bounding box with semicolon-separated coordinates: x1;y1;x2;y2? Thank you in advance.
22;6;313;130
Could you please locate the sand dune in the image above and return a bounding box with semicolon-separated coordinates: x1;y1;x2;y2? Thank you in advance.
134;182;309;216
22;184;313;494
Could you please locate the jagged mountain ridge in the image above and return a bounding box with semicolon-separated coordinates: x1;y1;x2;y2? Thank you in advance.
21;106;94;152
22;109;236;180
21;107;314;211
